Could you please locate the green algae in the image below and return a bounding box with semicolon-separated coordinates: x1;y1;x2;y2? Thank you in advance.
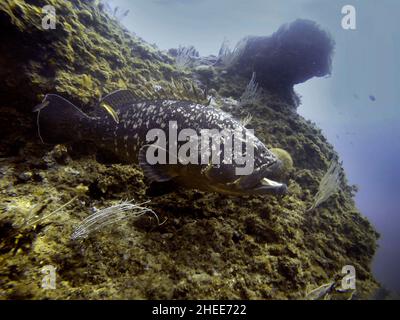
0;0;379;300
270;148;294;179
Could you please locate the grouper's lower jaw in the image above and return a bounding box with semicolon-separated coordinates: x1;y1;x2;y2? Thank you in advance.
251;178;288;195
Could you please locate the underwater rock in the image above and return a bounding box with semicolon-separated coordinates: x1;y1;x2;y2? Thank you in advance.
48;145;71;165
0;0;379;300
270;148;294;177
17;171;33;182
193;65;216;88
231;19;334;103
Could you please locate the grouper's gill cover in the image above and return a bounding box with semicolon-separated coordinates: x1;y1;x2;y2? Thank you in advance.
34;90;288;196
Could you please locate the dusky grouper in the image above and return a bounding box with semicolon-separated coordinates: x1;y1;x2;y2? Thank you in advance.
34;90;287;196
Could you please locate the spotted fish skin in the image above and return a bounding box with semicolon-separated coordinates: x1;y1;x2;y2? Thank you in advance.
93;99;276;166
35;91;287;196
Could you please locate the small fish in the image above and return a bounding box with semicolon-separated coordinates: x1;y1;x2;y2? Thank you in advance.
369;95;376;102
305;282;335;300
305;280;356;300
34;90;288;196
100;101;119;124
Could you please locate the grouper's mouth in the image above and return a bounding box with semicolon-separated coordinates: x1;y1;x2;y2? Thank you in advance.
252;177;288;195
232;161;288;195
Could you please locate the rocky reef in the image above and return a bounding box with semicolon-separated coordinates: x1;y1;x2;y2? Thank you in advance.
0;0;379;299
230;19;335;105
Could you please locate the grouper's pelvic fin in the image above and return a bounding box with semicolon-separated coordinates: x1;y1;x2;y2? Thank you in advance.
33;94;93;144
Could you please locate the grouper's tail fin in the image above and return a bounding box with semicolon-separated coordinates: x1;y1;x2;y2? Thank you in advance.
33;94;93;144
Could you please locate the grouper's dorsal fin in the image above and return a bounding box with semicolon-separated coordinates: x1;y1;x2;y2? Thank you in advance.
98;89;138;109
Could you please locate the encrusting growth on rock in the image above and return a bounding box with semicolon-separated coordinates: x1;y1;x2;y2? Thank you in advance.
0;0;379;300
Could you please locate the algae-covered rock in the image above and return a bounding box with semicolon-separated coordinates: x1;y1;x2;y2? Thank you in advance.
229;19;335;104
270;148;294;178
0;0;379;300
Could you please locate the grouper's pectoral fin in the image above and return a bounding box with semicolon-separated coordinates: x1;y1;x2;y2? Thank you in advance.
138;145;179;183
201;163;237;184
